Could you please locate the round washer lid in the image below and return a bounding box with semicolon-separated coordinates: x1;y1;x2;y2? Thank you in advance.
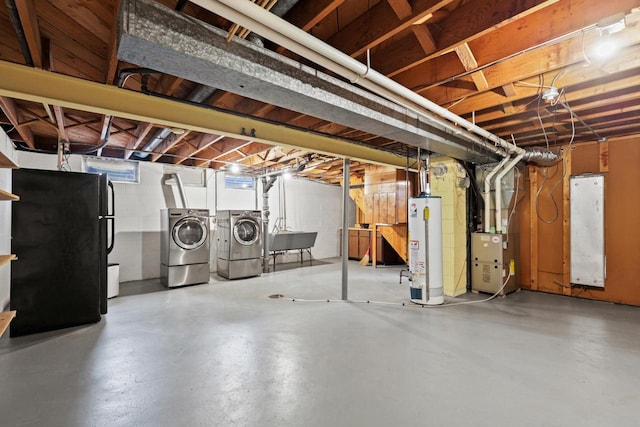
233;218;260;246
172;217;208;250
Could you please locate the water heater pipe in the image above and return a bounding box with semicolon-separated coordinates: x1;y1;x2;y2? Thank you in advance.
494;152;524;234
483;156;510;233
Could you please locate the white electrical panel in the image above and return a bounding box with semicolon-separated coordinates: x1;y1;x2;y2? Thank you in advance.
570;174;605;287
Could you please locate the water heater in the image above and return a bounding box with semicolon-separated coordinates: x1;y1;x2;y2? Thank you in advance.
408;196;444;305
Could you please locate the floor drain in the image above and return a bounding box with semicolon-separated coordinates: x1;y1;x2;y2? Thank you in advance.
269;294;285;299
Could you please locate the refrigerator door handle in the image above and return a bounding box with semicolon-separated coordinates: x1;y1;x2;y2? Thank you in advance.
107;180;115;255
107;218;115;254
108;181;115;216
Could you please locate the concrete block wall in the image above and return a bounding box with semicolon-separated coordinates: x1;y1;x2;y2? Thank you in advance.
14;151;349;283
430;158;468;297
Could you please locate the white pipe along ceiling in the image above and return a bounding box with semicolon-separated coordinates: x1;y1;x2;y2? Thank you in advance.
118;0;500;163
190;0;557;164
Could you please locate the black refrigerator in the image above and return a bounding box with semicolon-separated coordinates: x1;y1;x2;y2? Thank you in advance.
10;169;115;337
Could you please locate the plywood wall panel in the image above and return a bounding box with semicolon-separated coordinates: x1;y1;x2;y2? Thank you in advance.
524;137;640;306
535;163;564;275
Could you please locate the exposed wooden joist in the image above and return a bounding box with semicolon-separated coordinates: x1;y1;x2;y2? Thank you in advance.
173;133;224;164
387;0;437;57
502;83;518;98
125;122;154;159
286;0;347;32
412;24;437;55
457;58;640;122
389;0;640;94
386;0;413;18
327;0;455;58
0;96;35;148
454;43;489;91
104;1;120;84
52;105;68;142
14;0;42;67
150;130;191;162
433;0;556;56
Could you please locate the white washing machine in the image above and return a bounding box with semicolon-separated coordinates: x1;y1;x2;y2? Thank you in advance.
161;208;210;287
216;210;262;279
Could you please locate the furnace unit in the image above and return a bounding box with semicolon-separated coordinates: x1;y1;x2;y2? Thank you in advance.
471;232;519;295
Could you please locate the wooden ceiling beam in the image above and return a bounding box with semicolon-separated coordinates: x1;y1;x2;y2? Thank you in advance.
124;122;154;159
488;94;640;137
286;0;347;32
0;96;35;148
104;1;120;84
387;0;437;58
431;0;556;56
422;27;640;106
383;0;556;78
14;0;42;67
52;105;68;142
502;83;518;98
149;130;191;162
327;0;455;58
192;139;257;168
412;25;437;55
454;43;489;91
386;0;413;18
379;0;639;89
456;61;640;123
172;133;224;164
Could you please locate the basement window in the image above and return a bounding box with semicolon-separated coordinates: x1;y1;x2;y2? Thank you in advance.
225;175;255;190
83;156;139;183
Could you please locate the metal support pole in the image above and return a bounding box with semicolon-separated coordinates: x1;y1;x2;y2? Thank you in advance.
341;158;350;300
261;177;270;273
261;175;277;273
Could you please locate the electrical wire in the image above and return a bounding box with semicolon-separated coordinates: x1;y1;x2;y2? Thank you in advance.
535;165;560;224
534;73;552;152
546;91;578;203
278;271;513;309
2;125;16;134
581;29;592;67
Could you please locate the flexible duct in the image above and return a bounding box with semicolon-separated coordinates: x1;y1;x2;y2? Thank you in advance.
494;153;524;234
483;156;510;233
138;84;217;158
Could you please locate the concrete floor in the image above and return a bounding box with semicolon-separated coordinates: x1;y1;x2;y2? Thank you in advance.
1;258;640;426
